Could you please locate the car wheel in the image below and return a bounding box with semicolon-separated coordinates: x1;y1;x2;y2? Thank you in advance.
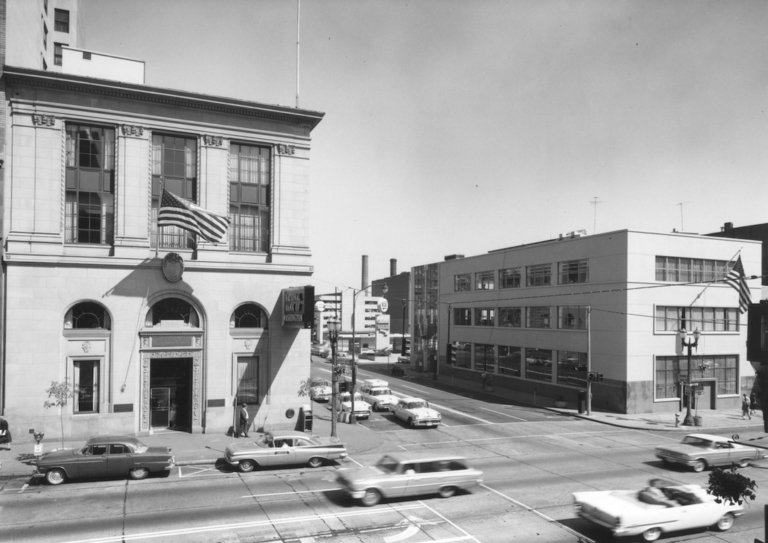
129;467;149;480
373;403;379;412
642;527;662;541
361;488;381;507
408;418;415;428
239;459;256;472
737;458;750;468
308;457;324;468
438;486;457;498
45;468;66;486
716;512;735;531
692;459;706;472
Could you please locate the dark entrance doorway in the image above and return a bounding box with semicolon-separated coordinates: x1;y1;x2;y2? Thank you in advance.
150;358;192;431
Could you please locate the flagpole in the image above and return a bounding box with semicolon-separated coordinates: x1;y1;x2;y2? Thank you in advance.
155;181;163;260
688;248;742;308
296;0;300;109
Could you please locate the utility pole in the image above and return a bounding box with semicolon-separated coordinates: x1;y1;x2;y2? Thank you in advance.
590;197;602;234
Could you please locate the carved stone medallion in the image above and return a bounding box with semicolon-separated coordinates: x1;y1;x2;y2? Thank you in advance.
162;252;184;283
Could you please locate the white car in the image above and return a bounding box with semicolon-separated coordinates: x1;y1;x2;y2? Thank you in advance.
309;378;332;402
339;392;371;420
574;478;743;541
397;355;410;364
358;379;398;411
390;397;441;428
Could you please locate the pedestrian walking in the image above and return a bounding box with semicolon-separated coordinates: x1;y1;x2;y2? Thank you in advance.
742;393;752;420
238;403;250;438
0;415;12;450
750;392;758;415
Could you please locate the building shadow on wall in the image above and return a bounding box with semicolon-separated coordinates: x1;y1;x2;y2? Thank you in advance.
101;258;194;298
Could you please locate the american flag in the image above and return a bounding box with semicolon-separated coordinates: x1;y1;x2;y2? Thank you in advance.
724;255;751;314
157;189;229;244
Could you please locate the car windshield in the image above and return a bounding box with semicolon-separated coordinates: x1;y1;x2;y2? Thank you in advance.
375;456;400;473
681;437;714;448
255;436;272;448
408;401;428;409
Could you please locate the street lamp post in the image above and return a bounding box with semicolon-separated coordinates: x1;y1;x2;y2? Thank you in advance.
350;282;388;423
679;328;701;426
327;318;341;439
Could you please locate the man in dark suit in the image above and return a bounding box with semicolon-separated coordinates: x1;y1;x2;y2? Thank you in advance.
238;403;250;438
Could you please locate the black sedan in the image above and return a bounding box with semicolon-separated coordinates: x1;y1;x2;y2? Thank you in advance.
33;435;174;485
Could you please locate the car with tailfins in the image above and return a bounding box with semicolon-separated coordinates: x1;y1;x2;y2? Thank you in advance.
339;391;371;419
225;430;347;471
655;433;768;472
336;453;483;506
33;435;174;485
358;379;398;411
573;478;743;541
390;397;441;428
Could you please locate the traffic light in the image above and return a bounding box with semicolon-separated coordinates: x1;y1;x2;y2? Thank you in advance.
403;337;411;356
587;372;604;382
447;343;456;364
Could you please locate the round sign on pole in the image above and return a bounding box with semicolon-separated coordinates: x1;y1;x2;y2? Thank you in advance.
378;298;389;313
314;301;326;312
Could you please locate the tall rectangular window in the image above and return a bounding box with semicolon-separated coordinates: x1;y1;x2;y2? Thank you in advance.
476;271;494;290
474;308;495;326
558;306;587;330
526;263;551;287
151;134;197;249
498;346;521;376
714;355;737;395
499;307;521;327
236;356;259;405
453;342;471;368
74;360;99;413
525;348;552;382
65;124;115;244
230;144;270;252
54;42;65;66
55;9;69;32
526;307;551;328
454;308;471;326
454;273;471;292
474;344;494;372
557;351;587;387
43;22;48;49
559;260;588;284
499;267;521;289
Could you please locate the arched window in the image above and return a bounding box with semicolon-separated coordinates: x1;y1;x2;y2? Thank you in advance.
231;304;267;329
149;298;199;327
64;302;111;330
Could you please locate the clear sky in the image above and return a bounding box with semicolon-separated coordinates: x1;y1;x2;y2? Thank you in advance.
83;0;768;293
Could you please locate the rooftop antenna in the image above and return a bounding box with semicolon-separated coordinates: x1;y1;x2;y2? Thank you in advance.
295;0;300;108
677;202;690;231
590;197;602;234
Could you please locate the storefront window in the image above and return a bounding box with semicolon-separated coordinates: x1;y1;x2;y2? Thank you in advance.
525;348;552;382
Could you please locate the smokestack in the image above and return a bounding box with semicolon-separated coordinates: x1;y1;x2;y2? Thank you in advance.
390;258;397;277
362;255;369;296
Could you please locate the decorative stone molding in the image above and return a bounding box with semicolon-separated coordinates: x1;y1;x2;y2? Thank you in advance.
121;124;144;137
276;144;296;156
81;341;92;353
32;114;55;127
244;339;253;350
202;135;224;147
140;349;203;433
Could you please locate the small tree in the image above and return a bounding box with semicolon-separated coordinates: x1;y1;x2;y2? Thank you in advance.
297;378;311;398
43;380;75;447
707;466;757;505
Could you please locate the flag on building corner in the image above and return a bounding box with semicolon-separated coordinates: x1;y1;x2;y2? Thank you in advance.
724;255;751;314
157;189;229;244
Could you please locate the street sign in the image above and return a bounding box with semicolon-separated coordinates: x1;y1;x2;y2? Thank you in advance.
378;298;389;313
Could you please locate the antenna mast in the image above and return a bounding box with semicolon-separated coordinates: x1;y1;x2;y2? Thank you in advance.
590;197;602;234
295;0;300;108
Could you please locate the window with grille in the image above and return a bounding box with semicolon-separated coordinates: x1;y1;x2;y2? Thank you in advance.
65;124;115;244
475;271;494;290
229;144;270;252
559;260;588;284
558;306;587;330
526;263;552;287
151;134;197;249
655;306;738;332
499;267;521;289
454;274;471;292
499;307;521;327
454;308;471;326
526;306;552;328
474;308;495;326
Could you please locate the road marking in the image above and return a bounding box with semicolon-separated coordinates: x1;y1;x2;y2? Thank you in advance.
417;501;480;543
346;456;364;467
400;385;431;395
480;484;594;543
480;407;527;421
64;504;426;543
428;402;494;424
18;484;28;494
240;487;341;499
383;524;420;542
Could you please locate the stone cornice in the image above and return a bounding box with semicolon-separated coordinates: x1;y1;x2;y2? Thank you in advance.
4;66;325;132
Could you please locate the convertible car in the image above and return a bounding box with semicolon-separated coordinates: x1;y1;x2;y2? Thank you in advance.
655;433;768;472
574;478;743;541
33;435;174;485
225;430;347;471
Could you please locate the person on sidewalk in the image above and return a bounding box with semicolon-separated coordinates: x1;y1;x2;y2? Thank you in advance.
742;394;752;420
750;392;758;415
238;403;250;438
0;415;12;450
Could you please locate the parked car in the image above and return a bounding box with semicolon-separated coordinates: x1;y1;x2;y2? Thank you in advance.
375;346;393;356
339;391;371;419
359;349;376;360
655;433;768;472
358;378;398;411
573;478;743;541
336;453;483;506
336;351;354;364
225;430;347;472
390;397;441;428
309;378;332;402
311;343;330;358
33;435;174;485
397;354;410;364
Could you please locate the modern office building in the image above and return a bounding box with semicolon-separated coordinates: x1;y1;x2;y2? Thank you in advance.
1;9;323;439
708;221;768;299
411;230;761;414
